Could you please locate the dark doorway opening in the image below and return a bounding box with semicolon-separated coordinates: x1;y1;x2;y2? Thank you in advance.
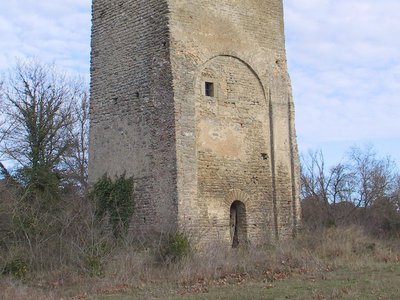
230;201;247;248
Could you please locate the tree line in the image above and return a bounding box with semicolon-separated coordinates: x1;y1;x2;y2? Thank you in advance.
301;146;400;237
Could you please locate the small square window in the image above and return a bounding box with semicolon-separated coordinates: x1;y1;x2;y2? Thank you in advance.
205;82;214;97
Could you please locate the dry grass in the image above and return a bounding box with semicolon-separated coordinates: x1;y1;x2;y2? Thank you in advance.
0;227;400;299
1;226;399;299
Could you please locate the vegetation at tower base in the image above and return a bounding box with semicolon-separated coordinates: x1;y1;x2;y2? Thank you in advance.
157;231;191;264
0;140;399;298
91;173;134;239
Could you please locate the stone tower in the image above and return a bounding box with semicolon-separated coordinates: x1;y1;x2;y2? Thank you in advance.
89;0;300;246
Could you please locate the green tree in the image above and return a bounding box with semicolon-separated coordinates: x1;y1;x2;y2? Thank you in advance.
0;59;85;202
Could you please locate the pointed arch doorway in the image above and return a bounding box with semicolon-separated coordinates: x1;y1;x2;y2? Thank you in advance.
230;201;247;248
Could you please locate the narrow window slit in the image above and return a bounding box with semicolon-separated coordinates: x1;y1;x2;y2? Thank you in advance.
205;82;214;97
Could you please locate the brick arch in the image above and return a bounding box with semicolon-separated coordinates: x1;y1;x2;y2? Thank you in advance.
224;189;251;207
194;54;267;100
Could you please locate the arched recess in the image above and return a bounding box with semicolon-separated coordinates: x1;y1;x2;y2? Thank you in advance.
194;54;271;163
194;54;267;98
194;55;274;242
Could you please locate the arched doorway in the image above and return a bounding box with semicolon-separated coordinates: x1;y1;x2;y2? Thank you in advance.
230;201;247;248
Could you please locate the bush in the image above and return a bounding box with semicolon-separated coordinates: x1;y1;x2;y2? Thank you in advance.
84;254;104;278
91;174;134;239
82;238;114;277
2;249;29;279
159;232;191;263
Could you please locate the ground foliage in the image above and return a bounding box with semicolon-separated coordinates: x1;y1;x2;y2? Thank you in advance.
91;173;134;239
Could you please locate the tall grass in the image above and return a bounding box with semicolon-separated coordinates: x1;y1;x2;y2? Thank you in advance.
1;180;399;299
1;223;398;299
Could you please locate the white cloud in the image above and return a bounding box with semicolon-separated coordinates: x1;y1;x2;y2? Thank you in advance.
0;0;91;78
285;0;400;164
0;1;398;165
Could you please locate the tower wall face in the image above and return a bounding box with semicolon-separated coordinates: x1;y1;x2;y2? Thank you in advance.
195;56;274;243
168;0;300;244
89;0;178;232
89;0;301;244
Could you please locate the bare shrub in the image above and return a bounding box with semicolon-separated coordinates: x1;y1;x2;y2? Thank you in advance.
301;146;400;237
1;223;399;299
0;181;114;281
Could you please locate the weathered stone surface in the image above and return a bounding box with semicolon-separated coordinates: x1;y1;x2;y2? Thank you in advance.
89;0;301;246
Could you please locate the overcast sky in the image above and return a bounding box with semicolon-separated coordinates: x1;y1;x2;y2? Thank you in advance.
1;0;399;167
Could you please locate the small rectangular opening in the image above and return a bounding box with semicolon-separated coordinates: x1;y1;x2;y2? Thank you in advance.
205;82;214;97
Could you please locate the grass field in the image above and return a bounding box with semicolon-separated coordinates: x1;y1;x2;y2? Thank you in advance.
1;227;399;300
92;262;400;299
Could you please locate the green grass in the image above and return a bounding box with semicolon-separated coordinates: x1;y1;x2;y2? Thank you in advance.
93;263;400;300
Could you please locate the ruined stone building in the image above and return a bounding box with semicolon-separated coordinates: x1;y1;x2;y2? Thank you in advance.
89;0;301;247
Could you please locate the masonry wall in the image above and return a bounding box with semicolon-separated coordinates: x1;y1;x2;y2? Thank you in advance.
89;0;178;233
89;0;300;245
168;0;300;244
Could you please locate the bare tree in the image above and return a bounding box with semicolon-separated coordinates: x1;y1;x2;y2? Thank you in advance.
393;175;400;212
348;145;397;210
301;150;355;225
0;59;80;200
63;85;89;190
0;79;14;179
301;145;399;232
301;151;355;204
